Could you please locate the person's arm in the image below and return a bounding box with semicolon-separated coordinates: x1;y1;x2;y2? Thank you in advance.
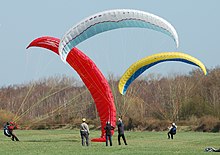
80;124;83;131
8;126;14;130
86;124;90;133
118;122;122;127
168;126;172;130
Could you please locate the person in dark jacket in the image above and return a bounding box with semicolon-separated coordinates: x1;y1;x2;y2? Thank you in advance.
4;122;19;141
104;121;114;146
117;117;127;145
167;122;177;139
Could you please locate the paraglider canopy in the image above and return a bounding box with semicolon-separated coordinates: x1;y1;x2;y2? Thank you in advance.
27;36;116;142
59;9;179;62
119;52;207;95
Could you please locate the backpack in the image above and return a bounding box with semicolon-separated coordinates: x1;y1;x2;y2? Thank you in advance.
3;125;12;137
172;127;176;134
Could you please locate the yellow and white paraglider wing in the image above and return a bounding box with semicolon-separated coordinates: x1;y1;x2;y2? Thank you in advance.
59;9;179;62
118;52;207;95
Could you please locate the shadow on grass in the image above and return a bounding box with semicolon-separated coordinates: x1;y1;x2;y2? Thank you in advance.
23;139;78;143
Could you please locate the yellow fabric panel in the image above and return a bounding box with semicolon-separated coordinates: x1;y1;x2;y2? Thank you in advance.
118;52;207;95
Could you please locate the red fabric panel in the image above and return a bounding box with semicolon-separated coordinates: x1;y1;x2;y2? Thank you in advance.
27;37;116;142
26;36;59;55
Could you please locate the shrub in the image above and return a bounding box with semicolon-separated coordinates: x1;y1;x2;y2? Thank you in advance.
0;109;15;128
212;122;220;132
195;116;220;132
144;119;170;131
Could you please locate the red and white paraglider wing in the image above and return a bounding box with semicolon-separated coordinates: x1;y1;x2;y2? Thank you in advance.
27;36;116;142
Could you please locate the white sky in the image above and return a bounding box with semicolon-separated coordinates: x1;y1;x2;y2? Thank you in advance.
0;0;219;86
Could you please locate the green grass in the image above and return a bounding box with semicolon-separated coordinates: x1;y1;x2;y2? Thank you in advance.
0;130;219;155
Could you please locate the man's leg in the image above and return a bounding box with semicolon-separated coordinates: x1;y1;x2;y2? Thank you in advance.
81;134;85;146
122;134;127;145
11;135;15;141
109;135;112;146
214;148;220;152
13;134;19;141
171;133;173;139
106;135;108;146
118;134;121;145
85;133;89;146
167;132;170;139
10;132;19;141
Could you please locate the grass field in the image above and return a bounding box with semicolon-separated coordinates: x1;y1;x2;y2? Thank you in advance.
0;129;219;155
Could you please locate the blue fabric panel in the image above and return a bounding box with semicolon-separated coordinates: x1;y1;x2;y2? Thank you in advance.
122;58;199;94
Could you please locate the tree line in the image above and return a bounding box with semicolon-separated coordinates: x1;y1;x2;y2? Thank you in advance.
0;67;220;131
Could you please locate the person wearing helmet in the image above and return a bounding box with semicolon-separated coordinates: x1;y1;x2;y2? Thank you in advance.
104;121;114;146
117;117;127;145
80;118;89;146
3;122;19;141
167;122;177;139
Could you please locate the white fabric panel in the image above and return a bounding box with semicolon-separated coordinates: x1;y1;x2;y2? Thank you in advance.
59;9;179;62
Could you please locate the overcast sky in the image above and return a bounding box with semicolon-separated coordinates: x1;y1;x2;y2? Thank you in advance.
0;0;219;86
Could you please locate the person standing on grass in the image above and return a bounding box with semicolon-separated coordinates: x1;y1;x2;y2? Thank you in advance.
167;122;177;139
117;117;127;145
104;121;114;146
3;122;19;141
80;118;90;146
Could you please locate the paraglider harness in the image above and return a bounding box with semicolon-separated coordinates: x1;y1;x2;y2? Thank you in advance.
205;147;220;152
171;126;176;135
4;123;12;137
